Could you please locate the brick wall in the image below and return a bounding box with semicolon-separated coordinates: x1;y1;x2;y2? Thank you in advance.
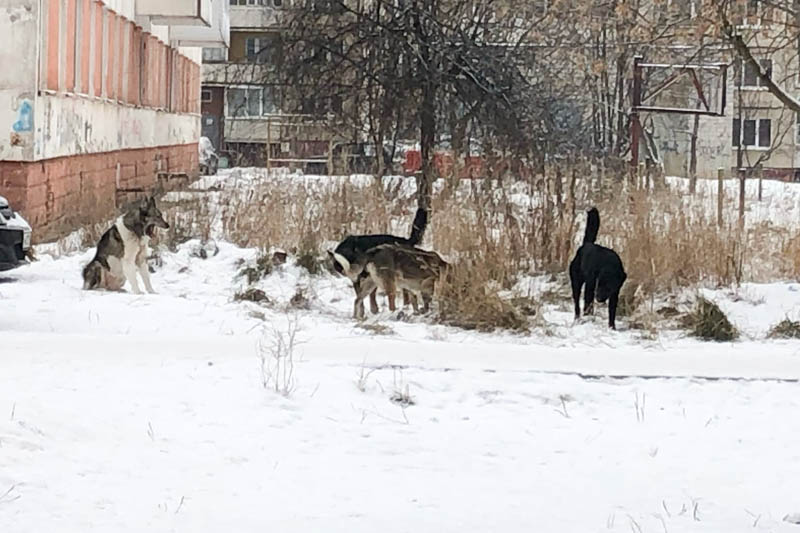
0;143;198;243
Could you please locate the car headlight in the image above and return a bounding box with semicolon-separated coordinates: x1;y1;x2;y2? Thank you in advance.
22;230;31;249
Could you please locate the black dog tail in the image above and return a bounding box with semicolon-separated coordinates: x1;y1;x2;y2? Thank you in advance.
408;207;428;245
583;207;600;244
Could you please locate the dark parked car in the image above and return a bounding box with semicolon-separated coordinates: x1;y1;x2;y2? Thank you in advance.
0;195;32;271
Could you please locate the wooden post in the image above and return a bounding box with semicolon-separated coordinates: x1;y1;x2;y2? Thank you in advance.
738;167;745;226
717;167;724;228
327;139;334;176
266;117;272;173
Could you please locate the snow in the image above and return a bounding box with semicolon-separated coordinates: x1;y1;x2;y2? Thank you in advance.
3;171;800;532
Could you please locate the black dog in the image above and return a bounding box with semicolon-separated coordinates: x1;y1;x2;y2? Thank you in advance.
569;207;626;330
329;207;428;317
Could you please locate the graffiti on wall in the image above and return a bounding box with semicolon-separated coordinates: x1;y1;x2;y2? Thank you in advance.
12;99;33;133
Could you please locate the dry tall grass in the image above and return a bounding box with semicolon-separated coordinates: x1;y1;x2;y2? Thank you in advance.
158;163;800;325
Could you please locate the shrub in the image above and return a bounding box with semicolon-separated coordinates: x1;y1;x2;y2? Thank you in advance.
234;288;271;304
436;262;529;333
767;318;800;339
295;232;323;275
683;297;739;341
238;251;273;285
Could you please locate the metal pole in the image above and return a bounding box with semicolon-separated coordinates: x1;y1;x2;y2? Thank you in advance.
631;56;643;171
717;167;724;228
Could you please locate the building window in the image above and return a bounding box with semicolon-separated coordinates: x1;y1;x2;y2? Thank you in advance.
203;47;227;63
227;86;281;117
670;0;693;17
230;0;281;6
201;89;212;103
262;87;279;114
732;0;766;25
734;58;772;88
246;37;272;64
311;0;344;13
733;117;771;147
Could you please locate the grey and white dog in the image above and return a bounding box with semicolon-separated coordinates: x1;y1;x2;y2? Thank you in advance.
82;196;170;294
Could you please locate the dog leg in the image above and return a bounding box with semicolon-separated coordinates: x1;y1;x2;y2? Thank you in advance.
608;292;619;330
410;291;420;314
353;276;375;320
138;260;156;294
421;291;432;314
351;278;365;318
121;259;143;295
570;277;583;319
385;279;396;312
369;288;379;314
583;275;596;316
569;259;583;320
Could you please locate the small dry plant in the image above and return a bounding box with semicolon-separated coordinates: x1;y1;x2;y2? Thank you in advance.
356;359;379;392
238;250;273;285
682;297;739;342
233;287;271;304
436;262;529;333
389;368;415;406
257;312;303;396
768;318;800;339
355;322;395;335
295;231;323;275
159;195;214;252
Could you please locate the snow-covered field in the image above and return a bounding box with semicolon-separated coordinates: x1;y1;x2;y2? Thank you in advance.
3;171;800;532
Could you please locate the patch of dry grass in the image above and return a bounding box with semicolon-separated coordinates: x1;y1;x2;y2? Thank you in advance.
682;297;739;342
768;318;800;339
146;162;800;332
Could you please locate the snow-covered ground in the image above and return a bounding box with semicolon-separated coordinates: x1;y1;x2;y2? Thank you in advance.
3;170;800;532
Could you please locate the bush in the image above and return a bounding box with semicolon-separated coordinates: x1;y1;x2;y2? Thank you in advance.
238;251;273;285
234;288;271;304
767;318;800;339
683;297;739;342
296;233;323;275
436;263;529;333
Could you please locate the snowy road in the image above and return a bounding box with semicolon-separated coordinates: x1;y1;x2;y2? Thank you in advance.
2;242;800;532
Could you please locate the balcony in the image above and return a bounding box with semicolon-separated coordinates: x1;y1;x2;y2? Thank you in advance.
230;5;283;29
202;62;274;85
136;0;213;26
171;0;231;47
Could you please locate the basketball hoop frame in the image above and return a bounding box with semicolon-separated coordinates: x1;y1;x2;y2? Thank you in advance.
630;55;729;168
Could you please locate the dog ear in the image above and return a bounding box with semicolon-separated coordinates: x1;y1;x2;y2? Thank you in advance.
332;252;351;273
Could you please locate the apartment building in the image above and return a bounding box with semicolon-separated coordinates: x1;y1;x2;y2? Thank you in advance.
645;0;800;180
201;0;339;170
0;0;229;241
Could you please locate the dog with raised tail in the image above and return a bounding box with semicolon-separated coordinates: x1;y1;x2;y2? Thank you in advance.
329;207;427;317
569;207;627;330
82;196;170;294
332;243;448;319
